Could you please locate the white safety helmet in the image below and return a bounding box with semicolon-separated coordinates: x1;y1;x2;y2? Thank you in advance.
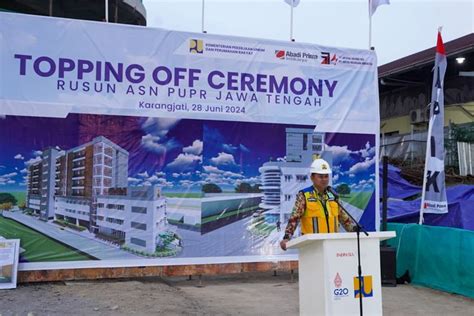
310;159;332;175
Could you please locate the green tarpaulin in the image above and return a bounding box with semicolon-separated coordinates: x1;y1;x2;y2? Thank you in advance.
387;223;474;298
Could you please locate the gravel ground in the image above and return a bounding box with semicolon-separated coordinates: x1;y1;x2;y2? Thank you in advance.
0;272;473;315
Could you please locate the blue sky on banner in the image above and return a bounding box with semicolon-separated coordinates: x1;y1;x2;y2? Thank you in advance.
143;0;473;65
0;116;376;193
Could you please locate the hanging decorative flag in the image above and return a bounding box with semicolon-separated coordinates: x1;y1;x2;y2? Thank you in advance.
420;30;449;221
369;0;390;16
284;0;301;8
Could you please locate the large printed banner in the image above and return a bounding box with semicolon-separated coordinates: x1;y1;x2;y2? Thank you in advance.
0;13;379;267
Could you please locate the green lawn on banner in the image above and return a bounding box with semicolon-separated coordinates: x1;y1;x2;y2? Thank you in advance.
340;190;373;210
0;216;92;262
163;192;204;198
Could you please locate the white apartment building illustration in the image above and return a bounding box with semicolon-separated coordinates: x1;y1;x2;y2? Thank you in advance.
96;186;168;253
26;136;169;254
259;128;332;223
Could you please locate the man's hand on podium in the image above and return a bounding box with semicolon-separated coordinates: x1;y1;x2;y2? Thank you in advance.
280;239;289;251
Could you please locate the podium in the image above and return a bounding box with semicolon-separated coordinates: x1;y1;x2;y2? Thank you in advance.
287;231;396;316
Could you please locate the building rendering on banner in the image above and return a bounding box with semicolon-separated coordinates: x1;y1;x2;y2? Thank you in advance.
26;148;59;221
26;136;168;254
27;136;128;221
96;186;168;254
259;128;332;224
52;136;129;229
166;193;263;235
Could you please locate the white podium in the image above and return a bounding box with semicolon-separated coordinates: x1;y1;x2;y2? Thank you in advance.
287;231;396;316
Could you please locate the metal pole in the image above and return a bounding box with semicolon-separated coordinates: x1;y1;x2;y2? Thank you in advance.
201;0;205;33
115;0;118;23
357;227;363;316
381;133;385;157
369;13;372;49
410;124;414;164
368;5;372;49
331;195;368;315
105;0;109;22
381;155;388;246
290;3;294;41
49;0;53;16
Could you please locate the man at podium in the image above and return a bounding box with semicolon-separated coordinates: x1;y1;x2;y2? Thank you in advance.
280;159;356;251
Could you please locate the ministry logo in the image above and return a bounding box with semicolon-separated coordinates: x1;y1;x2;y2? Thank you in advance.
190;39;204;54
354;275;373;298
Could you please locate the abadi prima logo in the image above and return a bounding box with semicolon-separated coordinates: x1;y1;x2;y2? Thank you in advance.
275;50;286;59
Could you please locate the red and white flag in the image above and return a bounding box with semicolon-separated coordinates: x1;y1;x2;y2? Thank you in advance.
420;30;449;222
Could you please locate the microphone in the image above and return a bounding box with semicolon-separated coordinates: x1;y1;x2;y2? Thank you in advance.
327;186;339;200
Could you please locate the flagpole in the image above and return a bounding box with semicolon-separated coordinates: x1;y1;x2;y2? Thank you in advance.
369;19;372;48
368;0;372;48
105;0;109;22
202;0;206;33
290;2;294;41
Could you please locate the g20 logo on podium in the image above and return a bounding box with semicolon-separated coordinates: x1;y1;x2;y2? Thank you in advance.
353;275;373;298
332;273;349;299
334;288;349;296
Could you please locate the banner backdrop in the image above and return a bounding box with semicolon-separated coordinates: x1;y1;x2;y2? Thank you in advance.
0;13;379;267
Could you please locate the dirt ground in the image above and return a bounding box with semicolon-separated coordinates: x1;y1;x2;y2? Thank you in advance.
1;272;473;315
